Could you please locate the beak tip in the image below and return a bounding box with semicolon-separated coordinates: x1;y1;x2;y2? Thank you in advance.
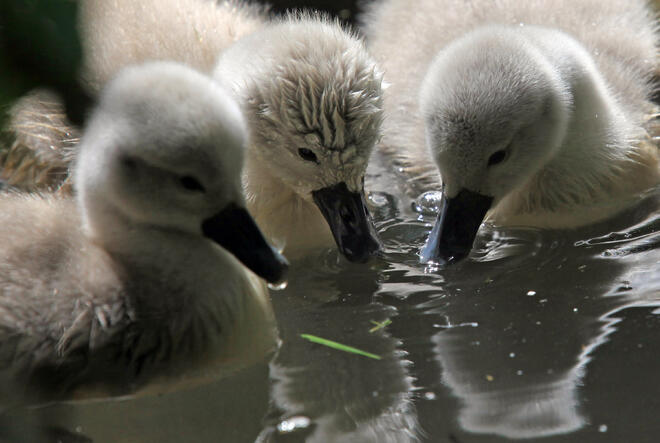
418;248;463;266
202;204;290;284
419;188;493;267
312;182;382;264
252;247;289;284
266;254;289;284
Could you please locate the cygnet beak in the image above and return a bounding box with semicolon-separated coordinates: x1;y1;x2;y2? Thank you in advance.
202;203;289;283
312;182;381;263
420;188;493;265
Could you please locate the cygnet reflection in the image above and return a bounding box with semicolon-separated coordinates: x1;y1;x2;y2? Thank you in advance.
256;253;421;442
425;201;660;439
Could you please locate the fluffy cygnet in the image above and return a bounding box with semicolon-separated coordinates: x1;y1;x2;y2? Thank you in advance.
362;0;660;263
1;0;265;191
79;0;266;91
0;62;287;402
214;14;384;261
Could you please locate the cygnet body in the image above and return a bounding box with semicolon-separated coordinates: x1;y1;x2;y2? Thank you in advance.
0;62;287;403
214;14;384;261
79;0;266;91
362;0;659;263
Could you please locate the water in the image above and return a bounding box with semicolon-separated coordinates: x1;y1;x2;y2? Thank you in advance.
14;177;660;442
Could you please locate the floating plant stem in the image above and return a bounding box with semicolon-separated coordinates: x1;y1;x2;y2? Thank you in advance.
369;319;392;333
300;334;381;360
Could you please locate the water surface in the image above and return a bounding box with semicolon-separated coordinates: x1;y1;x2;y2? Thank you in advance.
23;171;660;442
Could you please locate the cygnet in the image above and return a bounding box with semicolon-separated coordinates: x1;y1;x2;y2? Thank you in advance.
214;13;384;261
362;0;660;263
0;62;287;402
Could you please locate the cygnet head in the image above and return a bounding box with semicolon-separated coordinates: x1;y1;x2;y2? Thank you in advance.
218;16;384;262
419;27;571;264
76;61;288;283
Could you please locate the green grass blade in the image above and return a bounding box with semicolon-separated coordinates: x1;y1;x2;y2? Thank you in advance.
300;334;381;360
369;319;392;333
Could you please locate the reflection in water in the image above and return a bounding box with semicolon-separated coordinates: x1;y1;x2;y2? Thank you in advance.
2;298;280;442
257;251;421;442
383;191;660;440
0;161;655;441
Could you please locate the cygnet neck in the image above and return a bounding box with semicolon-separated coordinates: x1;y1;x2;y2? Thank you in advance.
242;152;334;258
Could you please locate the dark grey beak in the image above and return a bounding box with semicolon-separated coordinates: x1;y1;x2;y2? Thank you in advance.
202;203;288;283
312;182;381;263
420;189;493;265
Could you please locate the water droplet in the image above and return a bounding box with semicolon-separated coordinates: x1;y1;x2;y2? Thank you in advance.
526;290;536;296
598;424;608;433
424;391;437;400
268;281;288;291
367;191;390;207
75;426;83;433
516;370;524;376
277;416;312;434
573;308;579;313
412;191;444;215
509;352;516;358
424;263;441;273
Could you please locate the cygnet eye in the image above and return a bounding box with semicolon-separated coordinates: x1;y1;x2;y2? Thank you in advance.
179;175;206;193
298;148;319;163
487;149;508;167
120;155;138;171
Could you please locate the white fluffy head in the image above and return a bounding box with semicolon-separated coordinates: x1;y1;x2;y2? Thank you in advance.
215;14;384;196
420;26;571;201
76;61;248;241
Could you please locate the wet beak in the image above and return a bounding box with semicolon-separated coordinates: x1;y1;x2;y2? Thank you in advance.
419;189;493;265
312;182;381;263
202;203;288;283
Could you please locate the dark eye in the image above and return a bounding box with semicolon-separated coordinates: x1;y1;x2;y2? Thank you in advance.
121;156;138;171
179;175;206;193
487;150;507;166
298;148;318;163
